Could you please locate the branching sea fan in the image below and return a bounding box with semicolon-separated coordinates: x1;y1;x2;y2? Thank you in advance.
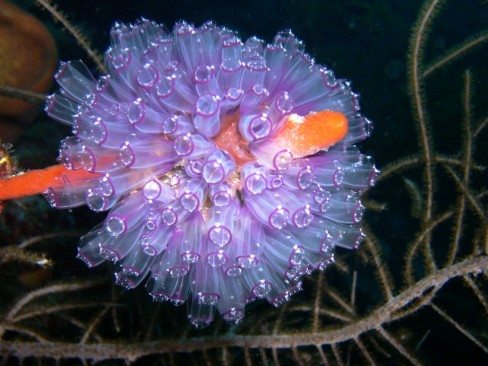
44;19;377;327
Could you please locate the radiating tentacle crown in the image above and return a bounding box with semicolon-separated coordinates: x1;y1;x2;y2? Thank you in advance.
45;19;378;328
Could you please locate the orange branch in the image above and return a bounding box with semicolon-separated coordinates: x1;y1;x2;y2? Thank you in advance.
273;110;348;158
0;164;100;201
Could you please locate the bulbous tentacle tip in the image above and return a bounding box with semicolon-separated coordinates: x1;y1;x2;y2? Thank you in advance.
273;110;348;158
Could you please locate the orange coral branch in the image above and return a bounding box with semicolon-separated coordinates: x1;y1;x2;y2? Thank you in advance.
273;110;348;158
0;164;100;201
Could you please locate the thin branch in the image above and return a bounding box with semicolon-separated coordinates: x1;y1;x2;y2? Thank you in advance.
2;256;485;359
424;30;488;77
0;279;105;337
463;275;488;314
405;211;453;284
35;0;106;74
0;86;46;104
312;270;325;332
354;336;375;365
376;326;419;365
364;235;394;301
444;165;487;222
430;303;488;353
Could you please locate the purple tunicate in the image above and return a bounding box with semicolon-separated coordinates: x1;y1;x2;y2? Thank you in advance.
45;19;378;328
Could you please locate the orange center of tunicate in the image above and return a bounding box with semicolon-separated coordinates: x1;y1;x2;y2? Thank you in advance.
213;109;349;168
213;110;254;166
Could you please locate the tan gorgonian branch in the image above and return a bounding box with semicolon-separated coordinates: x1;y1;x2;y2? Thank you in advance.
423;30;488;77
0;85;46;105
35;0;106;74
0;279;106;338
0;256;485;360
407;0;443;225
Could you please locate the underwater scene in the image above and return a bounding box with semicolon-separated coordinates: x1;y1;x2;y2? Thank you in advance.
0;0;487;365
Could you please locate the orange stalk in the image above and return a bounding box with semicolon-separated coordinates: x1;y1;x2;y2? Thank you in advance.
273;110;348;158
0;164;100;201
0;110;348;203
